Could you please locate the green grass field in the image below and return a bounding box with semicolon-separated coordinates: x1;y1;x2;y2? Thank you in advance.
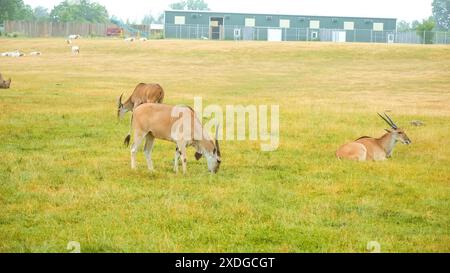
0;38;449;253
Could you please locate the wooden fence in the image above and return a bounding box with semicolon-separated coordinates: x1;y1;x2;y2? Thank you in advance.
4;21;118;37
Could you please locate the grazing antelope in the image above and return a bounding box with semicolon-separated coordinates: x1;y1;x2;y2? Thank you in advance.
71;46;80;54
124;103;221;174
0;73;11;89
117;83;165;119
68;34;81;40
336;113;412;161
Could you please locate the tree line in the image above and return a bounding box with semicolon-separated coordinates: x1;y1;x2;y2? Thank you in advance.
0;0;210;25
397;0;449;32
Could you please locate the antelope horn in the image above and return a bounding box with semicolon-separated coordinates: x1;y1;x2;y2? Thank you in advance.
378;112;394;128
118;93;123;107
384;113;398;129
215;124;221;157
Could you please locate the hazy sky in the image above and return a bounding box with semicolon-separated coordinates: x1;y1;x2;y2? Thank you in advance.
23;0;433;23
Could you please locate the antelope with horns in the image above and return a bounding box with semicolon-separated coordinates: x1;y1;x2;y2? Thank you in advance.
336;113;412;161
117;83;165;119
0;73;11;89
124;103;221;174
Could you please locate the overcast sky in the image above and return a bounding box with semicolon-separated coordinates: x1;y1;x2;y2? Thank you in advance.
23;0;433;23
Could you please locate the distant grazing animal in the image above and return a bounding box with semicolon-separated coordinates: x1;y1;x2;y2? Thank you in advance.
0;73;11;89
139;37;148;42
29;51;42;56
124;103;221;174
336;113;411;161
410;120;425;127
71;46;80;54
68;34;81;40
117;83;165;119
125;37;136;42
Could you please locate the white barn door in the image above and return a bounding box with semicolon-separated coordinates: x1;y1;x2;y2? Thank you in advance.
268;29;282;42
332;31;346;42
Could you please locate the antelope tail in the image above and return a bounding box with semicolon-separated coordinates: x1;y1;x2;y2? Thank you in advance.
124;114;134;147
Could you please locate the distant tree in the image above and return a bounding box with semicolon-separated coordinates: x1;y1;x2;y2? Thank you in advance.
397;20;412;31
33;6;50;21
432;0;450;30
416;17;436;44
411;20;421;30
169;0;209;11
50;0;109;23
157;13;164;23
169;1;186;10
142;13;164;24
186;0;209;10
0;0;34;22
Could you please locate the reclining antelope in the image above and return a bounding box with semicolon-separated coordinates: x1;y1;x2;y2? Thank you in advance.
0;73;11;89
124;103;221;174
117;83;165;119
336;113;411;161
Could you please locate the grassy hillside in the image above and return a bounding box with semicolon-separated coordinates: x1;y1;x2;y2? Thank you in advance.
0;38;449;252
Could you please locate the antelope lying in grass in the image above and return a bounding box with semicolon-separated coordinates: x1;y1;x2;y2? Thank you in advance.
117;83;165;119
0;73;11;89
336;113;411;161
1;50;25;57
124;103;221;174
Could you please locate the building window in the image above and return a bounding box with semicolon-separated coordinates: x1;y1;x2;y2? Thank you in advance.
245;18;256;27
373;23;384;31
280;19;290;28
310;20;320;29
174;16;185;25
344;22;354;30
311;31;319;40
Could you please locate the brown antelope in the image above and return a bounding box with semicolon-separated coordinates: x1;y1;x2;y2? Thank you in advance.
117;83;165;119
124;103;221;174
336;113;411;161
0;73;11;89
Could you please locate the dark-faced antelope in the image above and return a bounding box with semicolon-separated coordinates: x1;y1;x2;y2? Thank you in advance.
0;73;11;89
117;83;165;119
124;103;221;174
336;113;411;161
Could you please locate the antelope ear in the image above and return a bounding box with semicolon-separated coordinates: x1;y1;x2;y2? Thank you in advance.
195;152;203;161
385;129;392;133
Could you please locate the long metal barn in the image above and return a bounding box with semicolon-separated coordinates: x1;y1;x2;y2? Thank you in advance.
164;10;397;43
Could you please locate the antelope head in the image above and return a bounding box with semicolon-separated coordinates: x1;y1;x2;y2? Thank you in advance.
203;125;222;174
117;93;126;119
378;113;412;145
